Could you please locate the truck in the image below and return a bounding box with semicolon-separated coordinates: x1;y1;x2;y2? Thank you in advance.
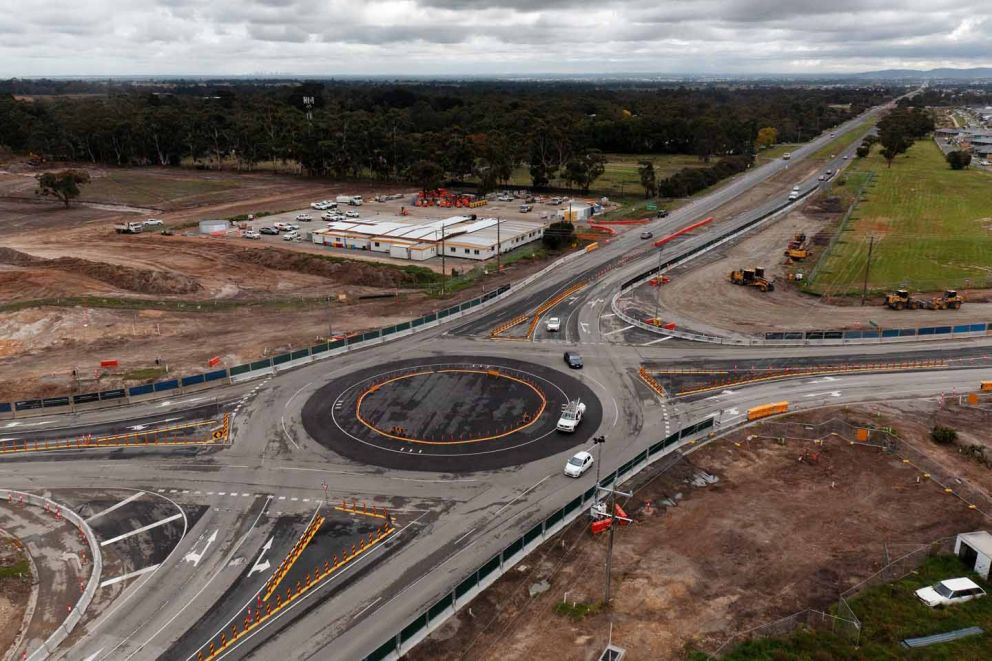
336;195;363;206
114;221;144;234
557;399;587;432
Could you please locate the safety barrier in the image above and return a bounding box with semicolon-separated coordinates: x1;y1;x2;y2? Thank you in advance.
666;359;947;396
1;489;103;660
637;367;667;400
196;507;396;661
361;415;715;661
4;243;608;419
0;415;228;457
746;401;790;421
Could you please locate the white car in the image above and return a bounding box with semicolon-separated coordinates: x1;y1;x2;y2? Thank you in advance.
283;230;301;241
296;213;312;222
310;202;325;210
273;222;291;231
243;230;261;240
557;400;586;433
497;195;513;202
788;190;800;200
915;577;986;607
546;317;561;332
142;218;164;227
345;210;361;219
564;451;593;478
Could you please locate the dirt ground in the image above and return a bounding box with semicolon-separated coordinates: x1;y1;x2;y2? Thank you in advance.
408;403;989;661
0;534;33;658
651;192;992;335
0;160;558;398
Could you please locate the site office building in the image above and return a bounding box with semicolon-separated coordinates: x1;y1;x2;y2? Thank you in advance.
312;215;544;262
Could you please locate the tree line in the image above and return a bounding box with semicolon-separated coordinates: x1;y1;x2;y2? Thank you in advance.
0;80;892;193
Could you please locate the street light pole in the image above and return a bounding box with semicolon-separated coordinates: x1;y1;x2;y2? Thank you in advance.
597;483;632;604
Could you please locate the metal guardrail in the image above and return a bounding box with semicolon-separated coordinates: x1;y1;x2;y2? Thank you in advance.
361;416;715;661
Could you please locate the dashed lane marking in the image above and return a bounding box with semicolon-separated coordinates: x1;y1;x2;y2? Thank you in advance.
100;513;184;546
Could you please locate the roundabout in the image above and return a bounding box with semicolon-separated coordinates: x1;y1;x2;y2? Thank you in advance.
301;356;603;471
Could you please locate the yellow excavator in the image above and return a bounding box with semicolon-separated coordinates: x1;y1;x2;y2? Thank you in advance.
784;232;812;261
729;267;774;292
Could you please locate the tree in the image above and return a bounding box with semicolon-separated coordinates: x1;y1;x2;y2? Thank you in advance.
407;159;444;192
563;150;606;193
855;143;871;158
946;150;972;170
755;127;778;150
542;221;575;251
35;169;90;207
878;125;910;168
931;425;957;445
638;160;656;198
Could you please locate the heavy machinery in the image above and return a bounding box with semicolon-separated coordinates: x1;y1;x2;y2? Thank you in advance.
884;289;964;310
729;267;774;292
784;232;813;261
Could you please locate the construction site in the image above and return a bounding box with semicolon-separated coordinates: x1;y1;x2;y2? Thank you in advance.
407;399;992;660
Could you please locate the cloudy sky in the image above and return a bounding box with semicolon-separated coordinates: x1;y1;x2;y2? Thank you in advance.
2;0;990;76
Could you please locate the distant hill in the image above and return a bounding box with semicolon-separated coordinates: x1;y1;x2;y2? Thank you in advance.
851;67;992;81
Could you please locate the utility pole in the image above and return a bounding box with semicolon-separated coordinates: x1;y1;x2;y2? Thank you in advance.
496;217;501;273
597;483;632;604
441;225;446;294
592;435;606;485
860;235;875;306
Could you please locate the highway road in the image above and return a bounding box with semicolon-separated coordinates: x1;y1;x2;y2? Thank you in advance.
11;90;987;661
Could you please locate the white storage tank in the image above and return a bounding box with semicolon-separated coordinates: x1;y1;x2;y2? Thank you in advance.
199;219;230;235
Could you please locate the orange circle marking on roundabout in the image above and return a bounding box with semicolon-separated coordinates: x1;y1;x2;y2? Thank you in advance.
354;368;547;445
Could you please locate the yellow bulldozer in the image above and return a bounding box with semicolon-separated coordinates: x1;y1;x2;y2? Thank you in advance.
884;289;963;310
784;232;812;261
729;267;774;292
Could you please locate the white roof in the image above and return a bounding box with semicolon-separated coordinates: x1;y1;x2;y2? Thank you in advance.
939;577;983;591
960;531;992;557
571;451;593;460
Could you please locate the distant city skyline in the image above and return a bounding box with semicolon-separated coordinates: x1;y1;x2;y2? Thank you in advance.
1;0;990;77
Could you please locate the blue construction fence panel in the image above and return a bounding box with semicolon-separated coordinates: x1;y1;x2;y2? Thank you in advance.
182;373;205;387
204;368;228;382
0;402;11;413
43;396;70;408
128;384;154;397
14;399;42;411
73;392;100;404
153;379;179;392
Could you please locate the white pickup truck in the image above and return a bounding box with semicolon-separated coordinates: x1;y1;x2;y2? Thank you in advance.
114;221;144;234
557;399;587;432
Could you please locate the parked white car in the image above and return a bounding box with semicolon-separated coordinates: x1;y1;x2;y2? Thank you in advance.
788;191;800;200
345;210;361;218
273;222;291;231
546;317;561;332
564;451;593;477
142;218;164;227
296;213;312;222
283;230;301;241
243;230;261;240
915;577;986;607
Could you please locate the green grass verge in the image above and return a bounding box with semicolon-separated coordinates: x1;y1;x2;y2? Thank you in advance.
554;600;602;620
120;367;168;381
812;116;879;160
807;139;992;295
714;554;992;660
756;143;801;163
0;559;30;579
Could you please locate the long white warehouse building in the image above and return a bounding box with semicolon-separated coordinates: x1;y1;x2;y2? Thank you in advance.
311;215;544;261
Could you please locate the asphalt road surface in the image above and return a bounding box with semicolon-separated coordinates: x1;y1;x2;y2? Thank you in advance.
12;92;989;661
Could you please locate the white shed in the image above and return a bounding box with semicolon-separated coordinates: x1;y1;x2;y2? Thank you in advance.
956;531;992;579
198;219;230;234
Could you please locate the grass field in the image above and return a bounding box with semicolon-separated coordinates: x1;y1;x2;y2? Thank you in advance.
812;116;879;160
712;554;992;660
755;143;801;163
808;139;992;295
82;170;241;207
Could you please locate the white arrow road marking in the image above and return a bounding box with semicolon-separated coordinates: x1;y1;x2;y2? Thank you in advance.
721;389;737;395
249;536;274;576
587;297;604;307
580;322;590;333
61;551;82;572
183;529;217;567
803;391;843;398
726;408;739;415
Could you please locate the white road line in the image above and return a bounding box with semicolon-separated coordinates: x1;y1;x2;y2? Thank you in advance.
99;564;160;588
454;527;476;545
100;513;184;546
641;336;673;345
493;475;551;518
602;325;634;336
241;493;249;497
217;492;226;496
351;596;382;621
122;496;272;661
86;491;146;523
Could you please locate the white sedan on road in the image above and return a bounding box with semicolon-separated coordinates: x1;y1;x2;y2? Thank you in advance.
564;451;594;478
546;317;561;332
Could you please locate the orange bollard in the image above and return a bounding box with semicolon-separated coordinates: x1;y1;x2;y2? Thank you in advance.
198;653;204;661
220;633;227;647
368;532;374;544
209;643;216;654
286;587;292;600
296;580;302;592
333;554;338;566
324;561;330;572
351;544;356;556
231;624;237;638
267;603;272;615
306;573;311;586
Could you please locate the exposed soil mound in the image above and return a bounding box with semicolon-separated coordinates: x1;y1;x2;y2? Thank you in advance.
230;247;436;288
0;247;201;295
